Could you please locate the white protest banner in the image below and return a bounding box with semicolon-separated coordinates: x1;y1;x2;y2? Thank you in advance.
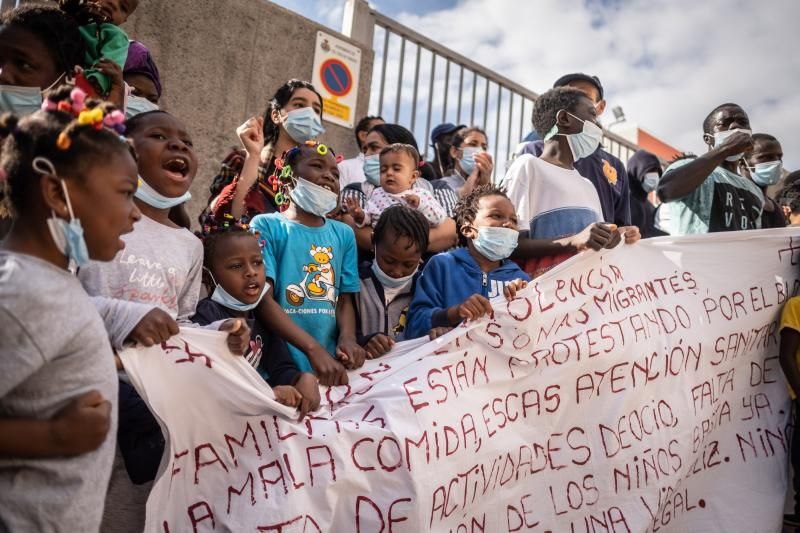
120;229;800;532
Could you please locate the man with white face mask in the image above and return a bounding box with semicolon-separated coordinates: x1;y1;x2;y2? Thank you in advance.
743;133;786;229
520;73;631;228
503;87;639;278
658;103;763;235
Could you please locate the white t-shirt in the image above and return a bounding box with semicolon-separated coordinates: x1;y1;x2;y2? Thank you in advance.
338;152;366;189
503;154;603;239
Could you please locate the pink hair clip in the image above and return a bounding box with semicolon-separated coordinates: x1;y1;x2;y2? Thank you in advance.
0;168;7;182
70;87;87;113
40;99;58;112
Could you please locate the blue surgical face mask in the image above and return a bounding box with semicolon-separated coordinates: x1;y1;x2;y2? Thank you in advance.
282;107;325;143
33;157;91;270
642;171;660;193
371;259;417;290
126;95;159;118
135;175;192;209
544;111;603;161
459;147;481;176
749;160;782;187
206;268;269;312
713;128;751;162
290;177;338;216
0;73;66;116
472;226;519;262
363;154;381;185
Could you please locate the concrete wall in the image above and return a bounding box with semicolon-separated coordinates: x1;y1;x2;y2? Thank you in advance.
123;0;373;222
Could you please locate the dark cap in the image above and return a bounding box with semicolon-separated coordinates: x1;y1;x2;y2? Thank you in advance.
553;73;603;100
430;123;466;143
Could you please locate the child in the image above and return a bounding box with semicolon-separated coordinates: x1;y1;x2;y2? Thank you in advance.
405;185;530;340
58;0;137;99
346;143;446;228
779;297;800;526
123;40;162;116
0;89;139;530
502;87;638;278
195;220;320;417
249;142;366;387
77;109;250;532
356;205;429;358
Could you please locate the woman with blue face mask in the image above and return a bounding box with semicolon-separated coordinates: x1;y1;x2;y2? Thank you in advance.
206;79;325;223
0;5;85;115
442;127;494;198
743;133;787;229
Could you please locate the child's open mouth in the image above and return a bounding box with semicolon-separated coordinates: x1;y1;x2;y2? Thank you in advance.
243;281;262;296
162;157;190;182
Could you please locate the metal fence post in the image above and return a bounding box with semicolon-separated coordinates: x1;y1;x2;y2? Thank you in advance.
342;0;375;48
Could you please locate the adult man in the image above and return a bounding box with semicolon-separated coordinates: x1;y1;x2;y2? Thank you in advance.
743;133;786;228
521;73;631;227
657;103;763;234
337;115;384;189
427;122;465;179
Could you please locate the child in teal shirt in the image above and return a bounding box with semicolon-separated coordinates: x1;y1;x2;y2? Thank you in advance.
250;142;365;386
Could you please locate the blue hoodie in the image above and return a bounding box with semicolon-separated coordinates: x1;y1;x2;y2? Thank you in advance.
405;247;530;339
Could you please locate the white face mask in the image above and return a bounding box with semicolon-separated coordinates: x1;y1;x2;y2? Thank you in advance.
126;95;159;118
0;72;67;116
544;111;603;161
642;171;659;193
713;128;752;162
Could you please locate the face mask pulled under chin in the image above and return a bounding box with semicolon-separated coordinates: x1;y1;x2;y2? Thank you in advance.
32;157;91;271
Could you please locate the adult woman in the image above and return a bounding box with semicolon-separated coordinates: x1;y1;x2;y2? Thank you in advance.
340;123;457;252
207;79;324;222
0;4;85;114
442;127;494;198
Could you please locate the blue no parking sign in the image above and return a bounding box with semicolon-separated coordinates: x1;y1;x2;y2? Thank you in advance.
320;59;352;97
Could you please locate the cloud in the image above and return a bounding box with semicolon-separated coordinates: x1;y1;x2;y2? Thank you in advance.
383;0;800;167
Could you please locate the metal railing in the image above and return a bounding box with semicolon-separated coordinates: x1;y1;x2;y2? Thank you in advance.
343;0;641;177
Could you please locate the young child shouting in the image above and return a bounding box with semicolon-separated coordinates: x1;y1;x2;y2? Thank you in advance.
250;142;366;387
355;205;429;358
0;88;139;531
346;143;446;228
405;185;530;340
78;109;249;532
194;220;320;418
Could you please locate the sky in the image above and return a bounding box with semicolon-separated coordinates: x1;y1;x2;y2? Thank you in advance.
274;0;800;169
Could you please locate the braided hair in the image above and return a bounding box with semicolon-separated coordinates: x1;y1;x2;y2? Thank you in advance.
267;141;338;211
0;85;132;218
374;204;429;253
453;184;511;247
198;212;258;288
